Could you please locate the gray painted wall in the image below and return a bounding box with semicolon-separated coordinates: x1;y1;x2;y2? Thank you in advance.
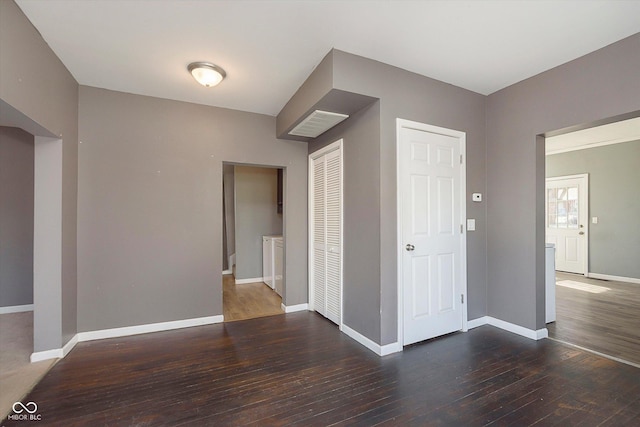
332;51;487;345
0;126;34;307
77;86;307;332
303;50;487;345
546;140;640;279
0;0;78;351
222;164;235;271
486;33;640;331
309;101;382;341
234;166;283;280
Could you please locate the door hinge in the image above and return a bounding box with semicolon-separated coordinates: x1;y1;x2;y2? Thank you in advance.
461;294;464;304
460;154;463;164
460;224;463;233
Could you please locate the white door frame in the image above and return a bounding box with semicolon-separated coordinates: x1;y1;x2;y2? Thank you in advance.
545;173;589;275
396;119;468;347
308;139;344;330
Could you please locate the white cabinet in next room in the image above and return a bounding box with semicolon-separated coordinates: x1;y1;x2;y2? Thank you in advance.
262;235;283;291
274;237;284;297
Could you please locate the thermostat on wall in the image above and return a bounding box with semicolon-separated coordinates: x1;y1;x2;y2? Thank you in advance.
472;193;482;202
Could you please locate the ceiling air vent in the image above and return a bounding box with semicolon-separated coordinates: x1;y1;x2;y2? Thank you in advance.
288;110;349;138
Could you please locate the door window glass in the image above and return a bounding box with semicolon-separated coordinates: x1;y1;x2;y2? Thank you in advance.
548;186;579;229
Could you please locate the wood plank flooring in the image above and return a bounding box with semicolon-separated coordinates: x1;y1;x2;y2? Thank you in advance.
0;312;55;420
548;272;640;366
223;274;284;322
4;312;640;426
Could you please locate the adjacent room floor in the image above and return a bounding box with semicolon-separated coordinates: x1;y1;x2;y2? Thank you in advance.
548;272;640;367
3;312;639;426
222;274;284;322
0;312;56;420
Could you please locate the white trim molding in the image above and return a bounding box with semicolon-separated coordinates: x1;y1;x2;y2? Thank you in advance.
31;348;62;363
281;303;309;313
0;304;34;314
30;315;224;362
587;273;640;285
342;324;402;356
235;277;264;285
222;269;232;275
31;334;78;363
466;316;548;340
467;316;490;330
77;315;224;342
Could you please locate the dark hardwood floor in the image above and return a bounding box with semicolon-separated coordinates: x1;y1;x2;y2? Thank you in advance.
4;312;640;426
548;272;640;366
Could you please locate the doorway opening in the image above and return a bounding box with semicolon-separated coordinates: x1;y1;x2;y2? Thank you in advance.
0;126;56;419
222;163;285;322
544;114;640;366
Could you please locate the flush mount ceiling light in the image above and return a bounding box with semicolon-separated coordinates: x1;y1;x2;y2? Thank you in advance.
188;62;226;87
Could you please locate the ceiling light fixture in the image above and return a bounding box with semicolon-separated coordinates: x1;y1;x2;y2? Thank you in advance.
188;62;226;87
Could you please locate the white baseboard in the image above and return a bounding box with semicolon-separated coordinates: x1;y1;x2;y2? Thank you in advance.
0;304;34;314
30;315;224;362
77;315;224;342
466;316;547;340
63;333;79;355
31;348;63;363
467;316;489;330
341;323;402;356
281;303;308;313
588;272;640;285
222;269;232;275
235;277;263;285
380;341;403;356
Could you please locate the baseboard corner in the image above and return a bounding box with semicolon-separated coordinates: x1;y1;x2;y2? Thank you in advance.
281;303;308;313
467;316;489;330
485;316;547;341
341;323;402;356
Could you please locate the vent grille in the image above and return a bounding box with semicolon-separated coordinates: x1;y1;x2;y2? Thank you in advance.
289;110;349;138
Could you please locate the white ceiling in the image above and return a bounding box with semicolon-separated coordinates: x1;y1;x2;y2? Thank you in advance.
15;0;640;116
546;117;640;154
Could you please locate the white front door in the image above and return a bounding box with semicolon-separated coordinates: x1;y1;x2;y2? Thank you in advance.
546;175;588;274
398;121;466;346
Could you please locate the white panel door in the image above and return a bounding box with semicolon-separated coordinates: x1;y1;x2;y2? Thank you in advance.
312;155;327;318
546;175;588;274
309;140;342;326
400;126;463;345
324;148;342;324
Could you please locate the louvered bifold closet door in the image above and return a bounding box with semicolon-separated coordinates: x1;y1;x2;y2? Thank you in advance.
324;149;342;324
312;155;327;317
310;143;342;326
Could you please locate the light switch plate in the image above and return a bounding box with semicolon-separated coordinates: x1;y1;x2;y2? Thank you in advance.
472;193;482;202
592;216;598;224
467;219;476;231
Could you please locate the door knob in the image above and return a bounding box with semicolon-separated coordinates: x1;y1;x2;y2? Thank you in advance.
405;244;415;251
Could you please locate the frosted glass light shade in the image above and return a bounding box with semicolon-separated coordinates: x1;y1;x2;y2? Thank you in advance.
188;62;226;87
